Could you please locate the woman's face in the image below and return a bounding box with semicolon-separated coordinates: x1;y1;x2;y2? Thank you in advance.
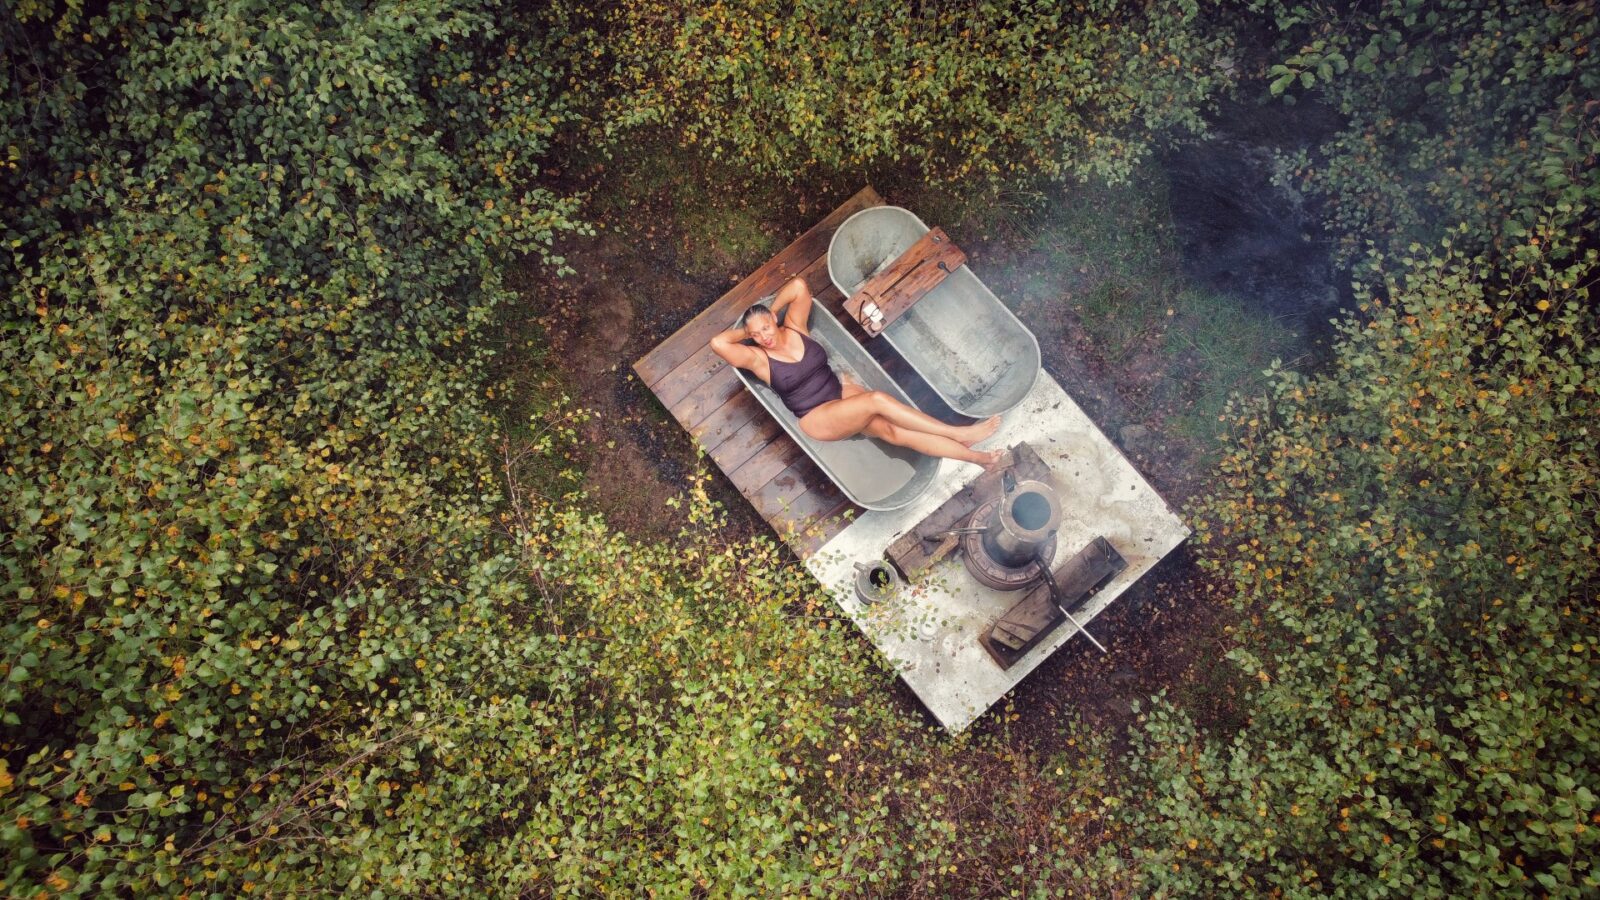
747;313;780;349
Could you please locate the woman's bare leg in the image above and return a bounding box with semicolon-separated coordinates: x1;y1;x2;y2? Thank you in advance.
862;417;1002;465
801;390;998;444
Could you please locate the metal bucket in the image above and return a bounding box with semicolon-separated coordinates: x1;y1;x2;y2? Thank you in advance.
730;304;940;511
827;206;1041;418
853;559;901;604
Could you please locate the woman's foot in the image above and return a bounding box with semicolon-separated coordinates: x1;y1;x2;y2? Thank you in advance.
970;447;1007;468
954;415;1002;447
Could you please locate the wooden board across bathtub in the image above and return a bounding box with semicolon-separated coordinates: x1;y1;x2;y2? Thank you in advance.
633;186;967;559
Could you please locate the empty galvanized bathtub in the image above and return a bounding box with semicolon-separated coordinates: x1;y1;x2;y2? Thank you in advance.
827;206;1041;418
732;305;940;511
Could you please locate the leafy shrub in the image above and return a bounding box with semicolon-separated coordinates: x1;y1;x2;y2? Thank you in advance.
557;0;1233;184
1;5;1123;890
1;0;585;892
1257;0;1600;267
1107;233;1600;895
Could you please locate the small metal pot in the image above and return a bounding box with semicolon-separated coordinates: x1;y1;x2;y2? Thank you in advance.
853;560;901;604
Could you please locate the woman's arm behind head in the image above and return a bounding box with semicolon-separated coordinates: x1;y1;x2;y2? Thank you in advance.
768;276;814;334
710;324;767;380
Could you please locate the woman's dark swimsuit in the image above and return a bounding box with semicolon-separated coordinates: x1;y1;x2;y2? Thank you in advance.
766;333;842;419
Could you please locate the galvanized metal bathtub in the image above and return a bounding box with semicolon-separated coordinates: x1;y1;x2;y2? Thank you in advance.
827;206;1041;418
732;304;940;511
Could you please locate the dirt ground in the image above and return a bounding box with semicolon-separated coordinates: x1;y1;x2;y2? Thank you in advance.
500;163;1259;746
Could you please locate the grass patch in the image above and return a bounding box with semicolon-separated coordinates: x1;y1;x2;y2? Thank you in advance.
583;134;787;275
1164;289;1302;443
675;200;781;274
995;168;1306;455
485;270;593;501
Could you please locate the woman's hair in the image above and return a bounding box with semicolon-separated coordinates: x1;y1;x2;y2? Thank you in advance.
741;303;776;328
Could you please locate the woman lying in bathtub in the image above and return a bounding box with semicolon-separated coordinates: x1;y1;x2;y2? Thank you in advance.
710;277;1003;467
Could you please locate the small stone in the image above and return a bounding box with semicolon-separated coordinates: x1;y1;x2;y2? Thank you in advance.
1119;424;1152;445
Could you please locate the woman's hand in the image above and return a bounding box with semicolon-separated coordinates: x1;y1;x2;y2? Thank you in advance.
710;325;764;373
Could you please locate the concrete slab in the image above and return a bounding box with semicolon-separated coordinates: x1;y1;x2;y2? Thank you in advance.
804;373;1190;733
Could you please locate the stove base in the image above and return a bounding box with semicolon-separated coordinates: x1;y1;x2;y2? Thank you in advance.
959;496;1058;590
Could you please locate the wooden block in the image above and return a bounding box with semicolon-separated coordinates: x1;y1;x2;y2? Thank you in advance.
884;500;971;578
985;590;1062;653
1050;536;1128;615
842;227;966;336
980;536;1129;669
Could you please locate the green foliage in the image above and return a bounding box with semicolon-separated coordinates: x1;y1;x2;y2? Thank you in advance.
409;478;1123;897
0;2;1169;892
1108;236;1600;895
8;0;1597;894
558;0;1232;184
1;0;587;892
1256;0;1600;268
468;484;875;893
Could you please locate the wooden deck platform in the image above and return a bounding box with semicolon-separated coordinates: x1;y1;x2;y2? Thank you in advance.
633;186;966;558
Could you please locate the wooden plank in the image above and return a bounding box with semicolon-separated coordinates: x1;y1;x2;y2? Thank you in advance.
691;391;762;449
842;228;945;314
843;227;966;336
748;460;820;523
708;415;783;474
1050;536;1128;614
985;591;1061;654
979;536;1129;668
732;438;803;495
666;367;742;432
633;186;884;386
795;487;853;534
771;483;848;543
654;342;726;410
791;494;857;557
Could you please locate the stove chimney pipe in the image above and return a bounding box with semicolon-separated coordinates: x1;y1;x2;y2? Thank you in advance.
982;473;1062;568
